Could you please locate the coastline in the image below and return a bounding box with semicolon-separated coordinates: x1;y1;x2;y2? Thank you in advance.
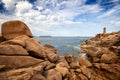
0;20;120;80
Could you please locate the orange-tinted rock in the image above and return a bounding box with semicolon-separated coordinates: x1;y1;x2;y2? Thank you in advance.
45;69;62;80
57;56;70;68
25;38;46;58
79;57;92;67
45;50;58;62
55;62;69;77
0;67;33;79
70;61;80;69
65;55;76;63
100;52;119;63
1;39;25;47
81;66;91;79
1;20;32;40
78;73;88;80
0;56;43;69
30;74;47;80
0;44;28;56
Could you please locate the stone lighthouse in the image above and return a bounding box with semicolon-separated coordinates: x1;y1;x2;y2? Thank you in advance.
103;27;106;34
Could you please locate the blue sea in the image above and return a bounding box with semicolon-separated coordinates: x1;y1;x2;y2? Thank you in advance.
35;37;91;56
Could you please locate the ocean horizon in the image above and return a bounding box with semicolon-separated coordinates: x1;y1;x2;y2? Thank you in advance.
35;36;91;56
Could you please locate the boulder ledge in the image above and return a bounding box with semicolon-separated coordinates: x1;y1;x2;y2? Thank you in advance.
0;20;120;80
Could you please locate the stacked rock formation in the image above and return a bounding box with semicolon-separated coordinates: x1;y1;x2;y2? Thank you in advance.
0;20;120;80
80;31;120;80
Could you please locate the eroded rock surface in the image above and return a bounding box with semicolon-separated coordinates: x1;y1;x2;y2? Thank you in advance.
0;20;119;80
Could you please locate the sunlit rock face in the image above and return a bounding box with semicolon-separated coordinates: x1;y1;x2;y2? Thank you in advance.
0;20;120;80
1;20;32;40
81;31;120;80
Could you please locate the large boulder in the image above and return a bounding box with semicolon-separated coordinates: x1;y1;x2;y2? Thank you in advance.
25;38;46;58
1;20;32;40
0;44;28;56
0;56;43;69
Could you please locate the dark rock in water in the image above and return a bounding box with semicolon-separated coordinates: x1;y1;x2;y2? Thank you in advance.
1;20;33;40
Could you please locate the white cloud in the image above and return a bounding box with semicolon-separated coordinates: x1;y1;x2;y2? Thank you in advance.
15;1;32;17
1;0;118;36
110;20;120;26
97;5;120;18
1;0;21;10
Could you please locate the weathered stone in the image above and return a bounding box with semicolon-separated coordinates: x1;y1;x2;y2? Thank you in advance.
32;64;44;74
45;50;58;62
45;63;55;70
0;56;43;69
78;74;88;80
1;39;25;47
25;38;46;58
79;57;92;67
0;44;28;56
0;65;5;69
0;67;33;79
101;52;118;63
70;61;80;69
45;69;62;80
93;63;101;69
65;55;76;63
92;57;100;62
30;74;47;80
81;66;91;79
57;56;70;68
13;35;30;42
55;62;69;77
1;20;32;40
69;69;79;80
75;69;81;73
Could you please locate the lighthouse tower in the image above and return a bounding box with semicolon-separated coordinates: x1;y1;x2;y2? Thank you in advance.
103;27;106;35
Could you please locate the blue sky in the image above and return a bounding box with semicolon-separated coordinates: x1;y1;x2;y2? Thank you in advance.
0;0;120;36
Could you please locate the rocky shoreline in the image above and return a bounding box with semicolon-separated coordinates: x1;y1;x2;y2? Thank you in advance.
0;20;120;80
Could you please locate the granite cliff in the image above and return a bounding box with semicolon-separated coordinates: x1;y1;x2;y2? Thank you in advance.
0;20;119;80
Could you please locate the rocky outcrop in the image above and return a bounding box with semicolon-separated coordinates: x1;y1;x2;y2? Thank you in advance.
1;20;32;40
0;20;119;80
80;31;120;80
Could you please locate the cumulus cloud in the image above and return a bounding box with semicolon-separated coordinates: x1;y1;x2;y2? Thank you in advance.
0;0;119;36
97;5;120;18
15;1;32;16
1;0;21;10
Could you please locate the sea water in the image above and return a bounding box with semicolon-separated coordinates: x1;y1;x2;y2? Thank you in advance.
35;37;91;56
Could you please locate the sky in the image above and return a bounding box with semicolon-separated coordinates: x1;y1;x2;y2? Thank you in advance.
0;0;120;36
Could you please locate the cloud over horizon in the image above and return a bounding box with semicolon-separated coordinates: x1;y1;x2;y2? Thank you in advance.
0;0;120;36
